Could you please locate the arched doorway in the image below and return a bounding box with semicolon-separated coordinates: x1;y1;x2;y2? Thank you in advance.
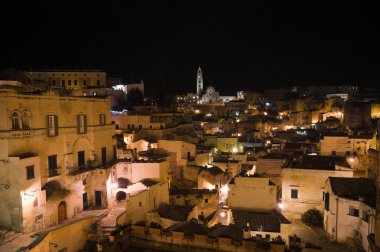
116;191;127;202
58;201;67;223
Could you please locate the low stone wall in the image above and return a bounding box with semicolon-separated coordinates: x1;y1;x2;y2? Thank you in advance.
129;225;284;252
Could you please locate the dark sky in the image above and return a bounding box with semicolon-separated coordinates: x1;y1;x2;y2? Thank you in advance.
1;1;379;96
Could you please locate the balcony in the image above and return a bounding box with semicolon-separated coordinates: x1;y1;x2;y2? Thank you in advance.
48;168;61;178
67;160;117;176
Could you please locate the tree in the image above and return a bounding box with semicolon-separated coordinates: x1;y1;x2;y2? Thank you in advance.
126;88;143;108
301;208;323;227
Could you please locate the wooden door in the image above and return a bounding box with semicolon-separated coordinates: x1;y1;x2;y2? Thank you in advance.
58;201;67;223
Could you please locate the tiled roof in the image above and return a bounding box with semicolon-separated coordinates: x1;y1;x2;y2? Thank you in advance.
169;188;217;195
157;204;194;222
166;220;209;235
329;177;376;208
288;155;351;170
209;224;243;240
202;166;224;176
232;209;291;233
139;179;159;187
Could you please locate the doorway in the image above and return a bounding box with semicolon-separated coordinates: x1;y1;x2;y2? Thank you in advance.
83;192;88;210
58;201;67;223
78;151;85;171
95;191;102;208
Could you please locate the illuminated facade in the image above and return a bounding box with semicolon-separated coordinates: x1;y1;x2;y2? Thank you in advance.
0;87;116;232
30;69;107;89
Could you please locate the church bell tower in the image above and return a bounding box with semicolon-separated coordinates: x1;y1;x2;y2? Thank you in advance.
196;66;203;97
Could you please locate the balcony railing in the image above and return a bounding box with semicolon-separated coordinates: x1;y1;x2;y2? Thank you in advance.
48;168;61;178
67;160;117;176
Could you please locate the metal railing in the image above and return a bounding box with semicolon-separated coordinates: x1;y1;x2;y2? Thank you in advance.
48;168;61;178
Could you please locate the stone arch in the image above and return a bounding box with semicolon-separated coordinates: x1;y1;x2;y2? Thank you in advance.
72;137;94;168
58;201;67;223
10;110;21;130
41;179;67;200
21;110;32;129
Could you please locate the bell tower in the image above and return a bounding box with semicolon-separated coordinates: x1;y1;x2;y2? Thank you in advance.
196;66;203;97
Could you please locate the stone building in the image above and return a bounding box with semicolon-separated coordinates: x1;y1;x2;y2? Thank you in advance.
0;87;116;232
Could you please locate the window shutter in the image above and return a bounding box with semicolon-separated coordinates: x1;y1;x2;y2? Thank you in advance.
77;114;80;134
47;115;50;136
84;115;87;134
325;192;330;211
54;115;58;136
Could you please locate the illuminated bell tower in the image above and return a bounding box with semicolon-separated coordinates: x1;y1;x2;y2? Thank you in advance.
196;66;203;97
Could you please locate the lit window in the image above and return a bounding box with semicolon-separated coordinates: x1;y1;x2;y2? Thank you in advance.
77;114;87;134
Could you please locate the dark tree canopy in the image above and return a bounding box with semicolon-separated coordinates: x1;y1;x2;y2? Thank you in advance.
127;88;144;108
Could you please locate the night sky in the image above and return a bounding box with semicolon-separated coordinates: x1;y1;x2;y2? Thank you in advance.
1;1;379;96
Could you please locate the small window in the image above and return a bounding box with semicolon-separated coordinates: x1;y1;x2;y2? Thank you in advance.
22;111;31;129
61;80;65;86
139;202;142;207
291;189;298;199
77;114;87;134
349;206;359;217
96;80;100;86
139;125;142;130
52;80;56;86
331;151;336;156
26;165;35;180
74;80;78;85
83;79;87;86
204;198;209;204
68;80;72;86
99;114;106;125
47;115;58;136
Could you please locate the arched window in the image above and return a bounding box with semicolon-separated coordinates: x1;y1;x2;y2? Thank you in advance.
11;112;20;130
22;111;31;129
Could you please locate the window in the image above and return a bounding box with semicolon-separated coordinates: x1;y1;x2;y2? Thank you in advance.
68;80;72;86
83;79;87;86
362;210;369;222
139;202;142;207
324;192;330;211
48;155;58;177
99;114;105;125
204;198;209;204
47;115;58;136
11;112;20;130
96;80;100;86
22;111;31;129
331;151;336;156
52;80;56;86
291;189;298;199
77;114;87;134
346;151;351;156
61;80;65;86
139;125;142;130
26;165;35;180
74;80;78;85
349;206;359;217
